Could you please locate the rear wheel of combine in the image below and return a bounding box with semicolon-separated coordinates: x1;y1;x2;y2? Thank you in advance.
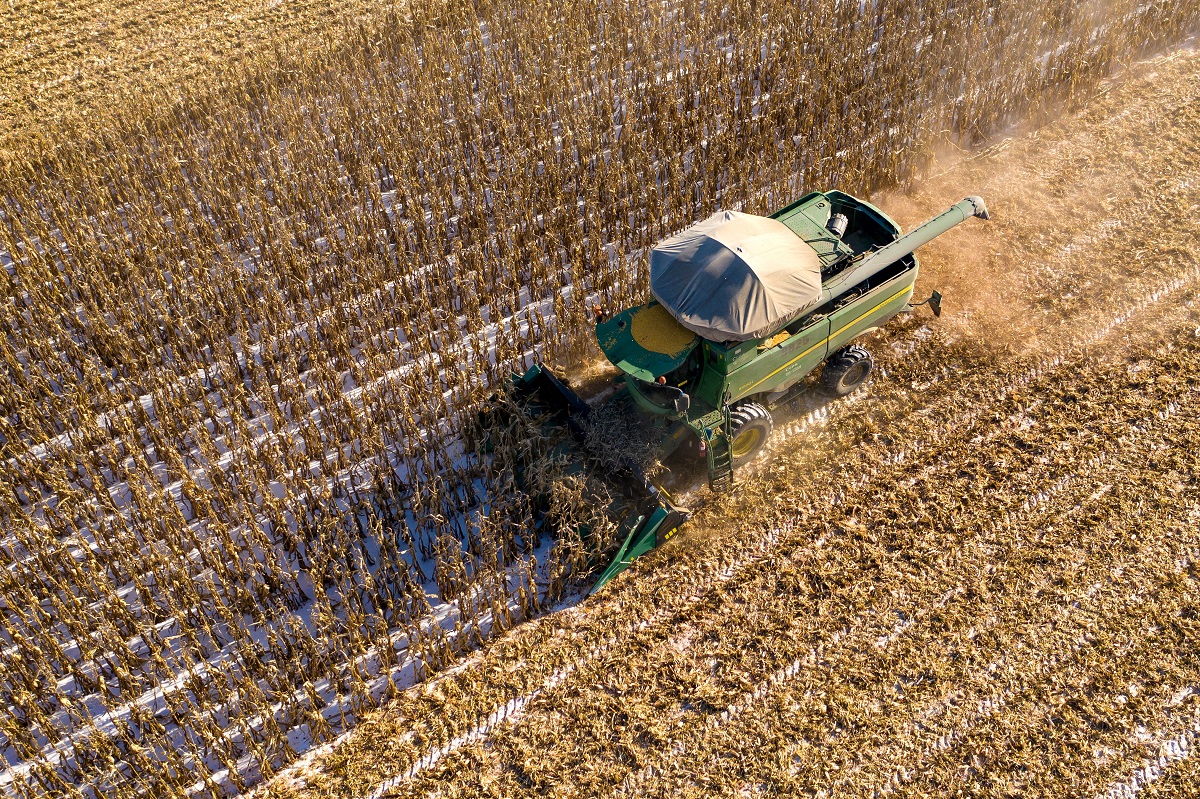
728;402;773;467
821;345;874;397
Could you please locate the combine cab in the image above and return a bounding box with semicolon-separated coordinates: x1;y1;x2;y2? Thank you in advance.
508;190;990;593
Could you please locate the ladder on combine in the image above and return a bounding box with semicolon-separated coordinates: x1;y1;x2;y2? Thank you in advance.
705;403;734;492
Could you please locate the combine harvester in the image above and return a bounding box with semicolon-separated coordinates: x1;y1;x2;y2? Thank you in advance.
507;191;989;592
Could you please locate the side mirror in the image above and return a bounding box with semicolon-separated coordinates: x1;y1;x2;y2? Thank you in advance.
674;393;691;415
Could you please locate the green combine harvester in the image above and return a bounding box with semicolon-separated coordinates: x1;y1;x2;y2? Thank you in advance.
510;190;990;593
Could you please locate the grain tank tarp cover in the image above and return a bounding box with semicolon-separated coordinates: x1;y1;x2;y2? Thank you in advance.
649;210;823;342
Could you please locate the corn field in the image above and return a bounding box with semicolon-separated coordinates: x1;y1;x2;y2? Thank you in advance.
0;0;1196;796
270;43;1200;797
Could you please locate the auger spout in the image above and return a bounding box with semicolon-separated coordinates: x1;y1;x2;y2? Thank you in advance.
824;196;989;296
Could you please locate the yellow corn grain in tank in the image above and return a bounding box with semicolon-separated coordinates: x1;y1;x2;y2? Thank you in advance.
631;303;696;356
759;330;790;350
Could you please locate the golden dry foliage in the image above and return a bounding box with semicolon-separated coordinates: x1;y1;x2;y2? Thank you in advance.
0;0;1195;796
0;0;410;150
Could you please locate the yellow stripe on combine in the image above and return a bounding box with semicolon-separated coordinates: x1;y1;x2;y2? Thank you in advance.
742;285;912;393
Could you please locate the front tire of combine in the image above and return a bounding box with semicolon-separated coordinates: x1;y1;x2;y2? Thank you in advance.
821;345;874;397
728;402;773;468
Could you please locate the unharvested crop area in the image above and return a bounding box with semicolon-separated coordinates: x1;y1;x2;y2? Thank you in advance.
0;0;408;149
1;0;1197;797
